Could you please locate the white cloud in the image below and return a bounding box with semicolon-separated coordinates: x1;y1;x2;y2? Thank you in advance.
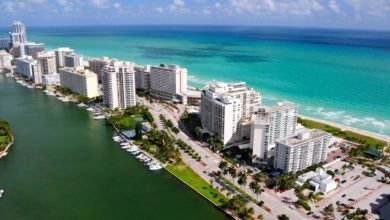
90;0;111;9
229;0;324;16
173;0;186;7
328;0;341;13
346;0;390;17
215;2;221;9
154;7;164;13
169;0;190;13
113;2;120;9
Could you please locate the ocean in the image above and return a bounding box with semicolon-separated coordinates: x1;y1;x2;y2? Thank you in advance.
1;25;389;136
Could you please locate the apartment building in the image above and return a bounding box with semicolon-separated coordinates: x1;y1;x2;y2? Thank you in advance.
59;67;99;98
101;61;136;109
274;128;332;173
200;81;261;145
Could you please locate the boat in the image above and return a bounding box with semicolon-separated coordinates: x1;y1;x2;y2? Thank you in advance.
130;150;140;155
86;107;95;112
149;165;162;170
121;145;131;149
93;115;105;120
77;103;87;108
136;154;144;159
120;142;129;146
0;189;4;199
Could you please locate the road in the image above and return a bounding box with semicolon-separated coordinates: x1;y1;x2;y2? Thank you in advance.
138;97;309;219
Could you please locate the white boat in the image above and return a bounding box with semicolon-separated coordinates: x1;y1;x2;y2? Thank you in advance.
0;189;4;199
93;115;105;120
120;142;129;146
86;107;95;112
77;103;87;108
136;154;144;159
121;145;131;149
130;150;140;155
149;165;162;170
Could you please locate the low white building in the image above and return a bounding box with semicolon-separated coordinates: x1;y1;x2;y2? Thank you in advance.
59;67;99;98
0;50;13;69
295;168;337;194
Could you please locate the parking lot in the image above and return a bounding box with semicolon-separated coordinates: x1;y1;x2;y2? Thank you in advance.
313;161;390;219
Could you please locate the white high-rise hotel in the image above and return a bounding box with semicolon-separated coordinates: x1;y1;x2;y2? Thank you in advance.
250;102;298;162
200;82;262;145
102;61;136;110
10;21;27;46
274;129;331;173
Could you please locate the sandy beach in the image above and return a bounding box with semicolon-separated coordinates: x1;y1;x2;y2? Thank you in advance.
299;115;390;143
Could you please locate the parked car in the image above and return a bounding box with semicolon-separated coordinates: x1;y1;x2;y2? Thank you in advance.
348;198;355;202
342;194;346;198
341;180;347;184
306;211;313;215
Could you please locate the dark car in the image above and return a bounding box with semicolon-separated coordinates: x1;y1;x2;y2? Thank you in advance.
342;194;346;198
341;180;347;183
348;198;355;202
307;211;313;215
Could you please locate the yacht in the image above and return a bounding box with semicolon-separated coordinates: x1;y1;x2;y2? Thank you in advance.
77;103;87;108
149;164;162;170
93;115;105;120
0;189;4;199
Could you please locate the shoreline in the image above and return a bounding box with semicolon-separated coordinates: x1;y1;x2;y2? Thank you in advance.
299;115;390;143
0;134;14;160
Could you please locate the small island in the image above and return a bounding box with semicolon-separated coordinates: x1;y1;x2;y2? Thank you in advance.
0;120;14;159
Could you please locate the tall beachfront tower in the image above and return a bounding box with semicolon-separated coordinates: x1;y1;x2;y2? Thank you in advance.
10;21;27;46
250;102;298;163
55;48;74;70
274;128;331;173
101;61;136;110
149;64;187;104
200;81;262;145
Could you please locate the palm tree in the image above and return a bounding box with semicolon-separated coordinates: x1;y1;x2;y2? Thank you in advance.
277;214;289;220
238;171;248;190
323;203;335;218
249;181;260;199
218;161;228;171
238;207;254;219
228;166;237;179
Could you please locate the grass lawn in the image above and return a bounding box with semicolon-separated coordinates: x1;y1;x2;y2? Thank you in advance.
0;136;8;144
166;163;226;207
298;117;386;148
117;114;143;128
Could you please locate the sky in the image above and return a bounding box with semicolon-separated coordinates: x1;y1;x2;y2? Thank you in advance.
0;0;389;30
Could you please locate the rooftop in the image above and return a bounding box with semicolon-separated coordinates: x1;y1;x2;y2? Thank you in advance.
277;128;330;146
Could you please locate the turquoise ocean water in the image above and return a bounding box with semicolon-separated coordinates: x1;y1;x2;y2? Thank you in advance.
1;26;389;136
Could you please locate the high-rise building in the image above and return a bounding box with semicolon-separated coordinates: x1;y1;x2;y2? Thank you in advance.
274;128;331;173
59;67;99;98
0;50;13;69
135;65;151;91
10;21;27;46
64;54;83;68
24;42;45;59
55;48;74;70
250;102;298;163
0;38;11;50
37;51;57;75
149;64;187;103
89;57;116;82
200;81;262;145
15;56;41;84
101;61;136;110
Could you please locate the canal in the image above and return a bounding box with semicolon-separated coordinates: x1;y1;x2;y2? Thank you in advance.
0;74;228;220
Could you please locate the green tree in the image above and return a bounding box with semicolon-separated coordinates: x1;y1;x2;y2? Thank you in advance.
249;181;261;199
135;121;143;140
218;161;228;171
238;171;248;189
228;166;237;179
277;214;289;220
323;203;334;217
